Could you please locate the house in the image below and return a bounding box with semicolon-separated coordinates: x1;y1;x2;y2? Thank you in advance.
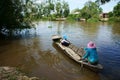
99;13;109;21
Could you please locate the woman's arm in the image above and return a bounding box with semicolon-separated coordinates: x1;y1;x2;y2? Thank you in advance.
82;48;89;59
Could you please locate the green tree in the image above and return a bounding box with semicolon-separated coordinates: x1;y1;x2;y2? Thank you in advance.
80;1;102;21
35;0;69;19
62;1;70;17
109;2;120;22
55;1;62;17
80;6;91;20
108;11;113;17
0;0;34;36
113;2;120;17
44;0;54;16
37;4;44;19
96;0;110;4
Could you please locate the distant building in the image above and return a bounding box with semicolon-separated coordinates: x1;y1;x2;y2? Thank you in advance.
72;12;80;15
99;13;109;21
70;11;86;21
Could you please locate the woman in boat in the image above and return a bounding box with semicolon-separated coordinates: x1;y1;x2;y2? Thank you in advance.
82;41;98;65
61;35;70;46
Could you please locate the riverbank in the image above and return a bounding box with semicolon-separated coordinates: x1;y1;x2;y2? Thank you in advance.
0;66;39;80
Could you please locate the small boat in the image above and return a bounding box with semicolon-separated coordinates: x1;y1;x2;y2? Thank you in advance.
52;35;103;72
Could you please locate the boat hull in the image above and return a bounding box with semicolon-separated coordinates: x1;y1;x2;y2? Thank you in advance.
52;35;103;72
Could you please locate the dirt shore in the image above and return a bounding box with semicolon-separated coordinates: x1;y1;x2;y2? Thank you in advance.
0;66;39;80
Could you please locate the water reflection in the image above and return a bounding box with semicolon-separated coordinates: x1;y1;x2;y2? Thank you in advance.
112;23;120;35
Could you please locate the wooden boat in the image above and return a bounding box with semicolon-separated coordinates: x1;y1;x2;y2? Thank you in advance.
52;35;103;72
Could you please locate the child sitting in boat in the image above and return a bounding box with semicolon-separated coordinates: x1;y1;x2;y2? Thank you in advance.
82;41;99;65
61;35;70;46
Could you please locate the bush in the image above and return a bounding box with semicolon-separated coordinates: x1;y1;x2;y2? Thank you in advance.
87;18;99;22
109;17;120;22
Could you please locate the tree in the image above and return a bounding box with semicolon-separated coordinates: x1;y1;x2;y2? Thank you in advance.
113;2;120;17
108;11;113;17
80;1;102;21
55;1;62;17
80;6;91;20
44;0;55;16
0;0;34;36
62;1;70;17
96;0;110;4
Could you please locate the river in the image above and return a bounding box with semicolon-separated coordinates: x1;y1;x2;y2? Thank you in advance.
0;21;120;80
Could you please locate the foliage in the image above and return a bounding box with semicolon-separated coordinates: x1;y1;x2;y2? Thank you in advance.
34;0;70;19
66;14;76;21
62;1;70;17
55;1;62;17
55;0;70;18
108;11;113;17
69;8;81;21
87;18;99;22
108;2;120;22
67;1;102;22
50;14;56;21
0;0;36;36
109;17;120;22
113;2;120;17
2;0;117;37
96;0;110;4
80;1;102;21
0;0;70;36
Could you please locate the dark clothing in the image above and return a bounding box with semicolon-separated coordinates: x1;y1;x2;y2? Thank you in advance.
61;39;70;46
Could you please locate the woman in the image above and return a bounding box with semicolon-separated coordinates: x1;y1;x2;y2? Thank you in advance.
82;41;99;65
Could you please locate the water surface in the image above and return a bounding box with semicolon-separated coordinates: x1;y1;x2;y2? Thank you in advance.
0;21;120;80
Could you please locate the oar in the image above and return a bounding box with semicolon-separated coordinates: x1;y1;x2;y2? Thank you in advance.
79;60;84;70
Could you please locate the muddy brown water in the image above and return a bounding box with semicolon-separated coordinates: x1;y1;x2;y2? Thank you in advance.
0;21;120;80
